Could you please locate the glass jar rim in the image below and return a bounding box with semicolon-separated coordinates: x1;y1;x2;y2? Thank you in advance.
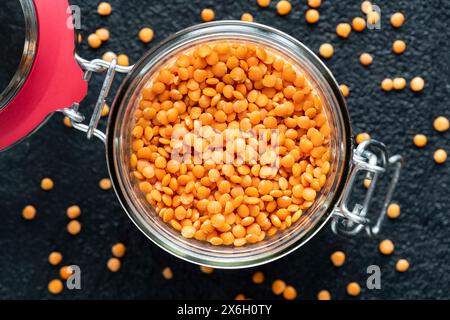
106;21;353;269
0;0;37;112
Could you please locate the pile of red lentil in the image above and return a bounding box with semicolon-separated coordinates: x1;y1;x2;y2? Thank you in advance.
130;41;332;247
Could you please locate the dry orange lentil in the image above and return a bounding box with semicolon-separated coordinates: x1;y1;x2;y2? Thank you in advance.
396;259;410;272
319;43;334;59
346;282;361;297
162;267;173;279
60;265;74;280
87;33;102;49
117;54;130;67
41;177;54;191
112;243;126;258
272;280;286;295
330;251;346;267
393;77;406;90
67;220;81;235
352;17;366;32
139;27;154;43
257;0;271;7
235;294;246;300
340;84;350;97
22;205;36;220
102;51;117;62
48;252;63;266
387;203;400;219
390;12;405;28
99;178;112;190
200;266;214;274
434;149;447;164
381;78;394;91
305;9;319;23
101;103;110;117
97;2;112;16
413;134;427;148
308;0;321;8
201;8;215;22
241;13;254;22
63;116;72;127
107;257;121;272
410;77;425;92
356;132;370;144
95;28;110;41
48;279;64;295
379;239;394;255
360;53;373;66
283;285;297;300
317;290;331;300
363;178;372;189
434;116;449;132
361;1;372;14
392;40;406;54
131;40;331;247
336;23;352;38
252;271;265;284
66;205;81;219
277;1;292;16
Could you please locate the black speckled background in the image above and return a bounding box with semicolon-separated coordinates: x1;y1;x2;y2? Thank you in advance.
0;0;449;300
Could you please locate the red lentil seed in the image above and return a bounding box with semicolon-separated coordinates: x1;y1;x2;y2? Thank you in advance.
107;257;121;272
200;265;214;274
305;9;319;23
379;239;394;255
131;41;331;247
99;178;112;190
434;149;447;164
347;282;361;296
272;280;286;295
162;267;173;279
66;205;81;219
317;290;331;300
41;177;54;191
22;205;36;220
277;1;292;16
330;251;346;267
48;279;64;295
257;0;270;7
413;134;427;147
252;271;265;284
434;116;449;132
396;259;410;272
97;2;112;16
48;252;63;266
139;28;154;43
112;243;126;258
390;12;405;28
201;8;215;22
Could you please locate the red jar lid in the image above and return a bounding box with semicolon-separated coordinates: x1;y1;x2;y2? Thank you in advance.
0;0;87;150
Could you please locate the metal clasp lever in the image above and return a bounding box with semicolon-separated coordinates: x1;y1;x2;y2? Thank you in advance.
60;54;133;143
331;140;403;237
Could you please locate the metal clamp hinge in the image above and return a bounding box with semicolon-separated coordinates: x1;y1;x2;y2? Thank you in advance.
331;139;403;237
59;54;134;143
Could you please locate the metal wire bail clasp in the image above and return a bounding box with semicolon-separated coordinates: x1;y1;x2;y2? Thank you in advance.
331;139;403;237
60;54;133;142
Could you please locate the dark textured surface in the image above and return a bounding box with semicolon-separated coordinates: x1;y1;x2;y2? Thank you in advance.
0;0;449;300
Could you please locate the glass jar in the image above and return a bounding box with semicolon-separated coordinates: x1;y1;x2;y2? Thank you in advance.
0;1;402;269
106;22;402;268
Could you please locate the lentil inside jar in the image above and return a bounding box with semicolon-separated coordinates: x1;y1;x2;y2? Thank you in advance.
129;40;332;247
